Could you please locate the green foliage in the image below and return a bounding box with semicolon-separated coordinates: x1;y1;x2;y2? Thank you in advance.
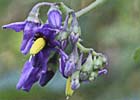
133;47;140;63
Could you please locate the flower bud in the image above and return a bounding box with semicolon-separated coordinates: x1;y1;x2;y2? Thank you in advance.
98;69;108;76
58;31;69;41
89;72;98;81
64;46;79;77
48;7;62;28
69;32;79;44
93;55;107;70
79;71;89;81
64;60;76;76
71;71;80;90
70;12;81;35
80;53;93;81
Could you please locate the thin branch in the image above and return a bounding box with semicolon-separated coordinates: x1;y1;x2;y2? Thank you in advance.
76;0;107;17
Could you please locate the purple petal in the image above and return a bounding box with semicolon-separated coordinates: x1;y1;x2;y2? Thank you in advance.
41;48;51;72
31;48;50;72
48;10;62;28
17;48;51;91
64;47;79;77
21;67;40;92
2;21;26;32
98;69;108;76
16;61;34;90
60;40;67;50
64;61;76;77
70;32;79;44
16;61;41;92
20;37;33;55
58;50;68;77
20;22;40;54
71;79;80;90
31;52;44;68
37;24;56;39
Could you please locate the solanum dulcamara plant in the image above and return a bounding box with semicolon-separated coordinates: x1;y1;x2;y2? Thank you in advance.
2;1;108;99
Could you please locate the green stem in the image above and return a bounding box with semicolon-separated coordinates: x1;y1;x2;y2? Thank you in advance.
27;2;55;22
76;42;99;56
76;0;106;17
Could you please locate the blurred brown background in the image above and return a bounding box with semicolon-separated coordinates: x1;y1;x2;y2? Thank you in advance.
0;0;140;100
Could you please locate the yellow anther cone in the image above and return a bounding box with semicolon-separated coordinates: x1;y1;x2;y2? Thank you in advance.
65;77;74;99
30;37;46;55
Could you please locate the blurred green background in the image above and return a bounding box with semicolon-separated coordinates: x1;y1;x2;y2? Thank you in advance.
0;0;140;100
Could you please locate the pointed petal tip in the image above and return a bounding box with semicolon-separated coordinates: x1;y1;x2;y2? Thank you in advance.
21;50;28;55
16;83;22;91
98;69;108;75
2;21;26;32
21;87;30;92
2;25;7;29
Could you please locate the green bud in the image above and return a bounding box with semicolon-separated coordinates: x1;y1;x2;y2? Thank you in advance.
93;56;106;70
79;71;89;81
89;72;98;81
81;53;93;72
80;53;94;81
71;71;80;90
72;25;81;36
71;71;80;79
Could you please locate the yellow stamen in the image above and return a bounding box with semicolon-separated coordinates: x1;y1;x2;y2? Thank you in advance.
65;77;74;99
30;37;46;55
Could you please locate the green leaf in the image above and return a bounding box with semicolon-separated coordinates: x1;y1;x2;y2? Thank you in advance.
133;47;140;62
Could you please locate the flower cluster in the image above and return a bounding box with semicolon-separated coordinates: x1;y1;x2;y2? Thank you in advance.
2;2;108;99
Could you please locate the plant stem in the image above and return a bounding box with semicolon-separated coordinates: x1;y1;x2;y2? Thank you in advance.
76;0;106;17
76;42;99;56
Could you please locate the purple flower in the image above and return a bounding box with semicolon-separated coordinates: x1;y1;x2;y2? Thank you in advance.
3;9;63;92
2;9;62;55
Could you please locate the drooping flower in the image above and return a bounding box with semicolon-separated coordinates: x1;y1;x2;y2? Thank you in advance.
18;9;62;91
3;5;64;91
